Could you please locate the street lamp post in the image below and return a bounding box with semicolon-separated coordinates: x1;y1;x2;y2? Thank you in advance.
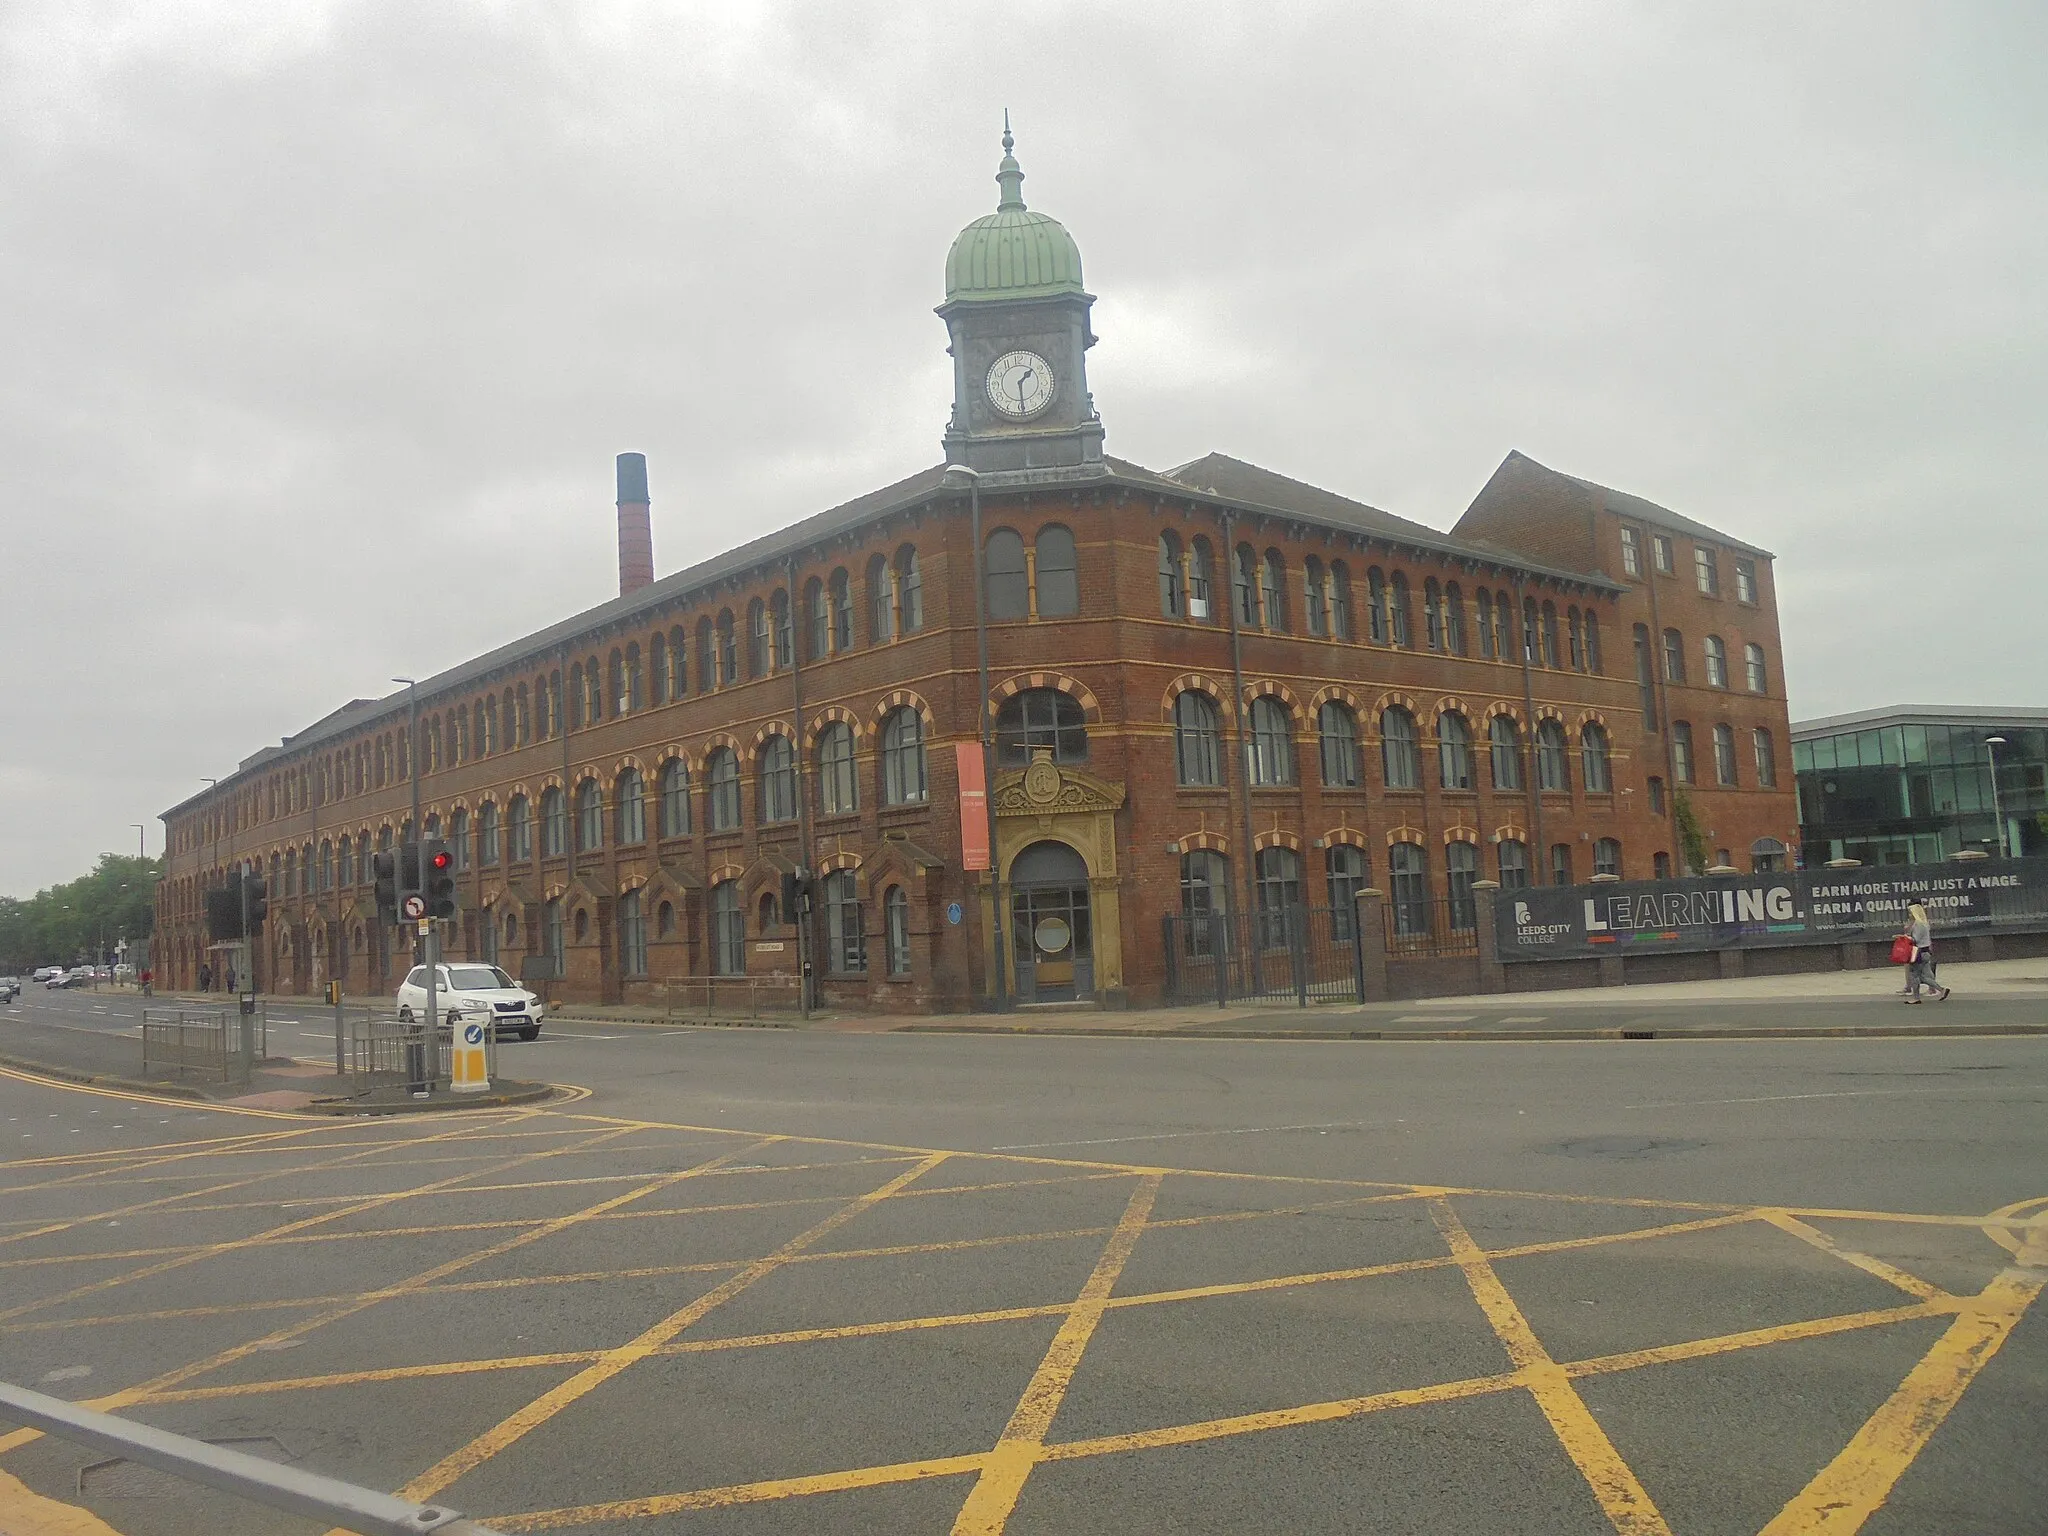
944;464;1007;1013
1985;736;2008;857
131;823;145;860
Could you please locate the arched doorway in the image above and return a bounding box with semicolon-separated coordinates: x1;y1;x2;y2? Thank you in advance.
1010;840;1093;1003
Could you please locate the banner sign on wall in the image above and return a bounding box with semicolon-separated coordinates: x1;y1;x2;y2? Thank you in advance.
1496;859;2048;962
956;743;990;873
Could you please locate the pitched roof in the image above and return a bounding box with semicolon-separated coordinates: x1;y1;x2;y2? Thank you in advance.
1504;451;1774;559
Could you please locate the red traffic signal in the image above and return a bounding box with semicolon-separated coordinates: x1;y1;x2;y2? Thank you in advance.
423;839;459;920
429;849;454;872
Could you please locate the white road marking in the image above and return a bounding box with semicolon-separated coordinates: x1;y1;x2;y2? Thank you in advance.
1623;1089;1914;1109
1392;1014;1475;1023
993;1119;1370;1151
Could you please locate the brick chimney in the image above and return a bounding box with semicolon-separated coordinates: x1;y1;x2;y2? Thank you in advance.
616;452;653;597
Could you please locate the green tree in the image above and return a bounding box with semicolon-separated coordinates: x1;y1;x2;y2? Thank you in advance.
0;853;161;971
1671;790;1711;877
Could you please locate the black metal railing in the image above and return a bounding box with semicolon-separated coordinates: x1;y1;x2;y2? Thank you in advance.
1384;895;1480;957
1161;906;1363;1006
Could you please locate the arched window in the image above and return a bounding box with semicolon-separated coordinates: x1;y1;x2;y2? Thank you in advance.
1582;724;1613;792
1173;692;1223;786
1537;719;1570;791
882;707;928;805
617;889;646;977
1744;643;1767;694
426;717;442;773
1446;841;1478;931
770;589;792;669
658;759;690;837
575;779;603;853
650;631;669;705
867;554;892;644
541;897;565;976
758;736;797;823
448;809;468;871
1704;634;1728;688
1476;587;1496;658
1633;623;1656;725
1179;851;1230;950
1255;846;1303;947
606;651;625;720
1389;843;1429;937
818;722;857;815
824;869;866;974
1367;568;1389;643
1304;556;1327;636
317;839;333;892
1234;543;1259;626
1567;607;1583;670
1317;701;1359;788
711;881;744;975
1326;845;1367;939
1036;526;1078;616
1248;697;1296;786
1662;627;1686;684
1389;573;1412;648
1424;579;1443;650
1713;723;1739;786
615;768;646;845
1158;531;1184;618
1498;839;1530;889
804;577;828;661
506;794;532;862
706;748;741;831
1550;843;1574;886
1330;560;1353;640
884;886;912;976
1189;536;1215;621
1595;838;1622;877
830;568;853;650
996;688;1087;765
697;616;716;694
1584;610;1602;673
1540;601;1560;668
1520;597;1539;664
1490;715;1524;790
1260;549;1287;631
626;644;644;710
716;609;737;685
748;598;769;678
540;787;566;858
479;801;501;865
1753;728;1778;787
896;546;922;632
986;529;1028;620
1438;712;1474;790
1672;721;1696;784
1380;706;1420;790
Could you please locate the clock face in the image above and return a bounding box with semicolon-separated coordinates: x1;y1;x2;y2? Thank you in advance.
985;350;1056;420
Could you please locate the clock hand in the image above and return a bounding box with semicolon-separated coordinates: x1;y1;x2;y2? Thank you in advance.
1014;368;1034;411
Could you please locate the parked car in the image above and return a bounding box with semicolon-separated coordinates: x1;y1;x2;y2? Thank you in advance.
395;964;543;1041
31;966;60;983
48;968;90;989
0;977;19;1003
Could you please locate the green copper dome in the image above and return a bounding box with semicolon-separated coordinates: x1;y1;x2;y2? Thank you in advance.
944;124;1085;303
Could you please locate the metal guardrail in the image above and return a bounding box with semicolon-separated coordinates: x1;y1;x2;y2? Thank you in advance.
661;976;802;1020
140;1007;250;1085
0;1379;502;1535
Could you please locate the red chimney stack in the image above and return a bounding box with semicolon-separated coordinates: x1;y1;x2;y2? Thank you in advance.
616;452;653;597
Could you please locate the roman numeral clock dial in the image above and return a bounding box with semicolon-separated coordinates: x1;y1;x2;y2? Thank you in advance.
985;350;1056;420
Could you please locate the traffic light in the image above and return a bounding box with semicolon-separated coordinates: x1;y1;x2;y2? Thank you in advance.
372;851;399;927
424;840;458;920
397;842;423;908
205;873;243;942
243;872;269;935
780;868;814;920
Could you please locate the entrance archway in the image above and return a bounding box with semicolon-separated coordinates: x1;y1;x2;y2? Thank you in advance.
1010;840;1093;1003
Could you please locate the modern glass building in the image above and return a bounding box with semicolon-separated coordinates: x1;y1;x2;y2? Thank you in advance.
1792;706;2048;866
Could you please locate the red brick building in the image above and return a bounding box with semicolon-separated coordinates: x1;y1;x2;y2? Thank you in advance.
155;133;1799;1010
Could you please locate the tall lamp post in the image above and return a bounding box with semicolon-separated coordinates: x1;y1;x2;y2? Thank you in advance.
1985;736;2008;856
944;463;1006;1013
130;823;145;860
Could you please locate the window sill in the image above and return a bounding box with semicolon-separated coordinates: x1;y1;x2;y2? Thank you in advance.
878;802;931;821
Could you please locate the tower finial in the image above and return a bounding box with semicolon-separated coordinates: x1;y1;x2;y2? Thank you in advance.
995;112;1025;211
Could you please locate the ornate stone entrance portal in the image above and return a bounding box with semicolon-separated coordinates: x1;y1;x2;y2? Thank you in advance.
981;751;1126;1007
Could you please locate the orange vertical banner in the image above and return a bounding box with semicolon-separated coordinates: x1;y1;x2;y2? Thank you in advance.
956;742;990;871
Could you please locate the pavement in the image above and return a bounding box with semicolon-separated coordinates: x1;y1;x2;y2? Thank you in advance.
0;980;2043;1534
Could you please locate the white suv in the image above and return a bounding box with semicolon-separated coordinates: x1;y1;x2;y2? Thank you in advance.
396;964;543;1041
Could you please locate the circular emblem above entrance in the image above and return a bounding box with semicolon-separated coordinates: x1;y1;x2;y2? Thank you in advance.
1034;916;1072;954
1023;754;1061;806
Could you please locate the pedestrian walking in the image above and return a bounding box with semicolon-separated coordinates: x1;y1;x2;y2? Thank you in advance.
1899;900;1950;1003
198;962;212;992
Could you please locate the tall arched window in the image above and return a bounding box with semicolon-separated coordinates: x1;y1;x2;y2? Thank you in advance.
1476;587;1495;659
1498;839;1530;889
1540;601;1560;668
1662;627;1686;684
770;589;792;669
706;747;741;831
508;794;532;861
1438;712;1473;790
1745;643;1767;693
711;882;744;975
1326;845;1367;938
1036;526;1078;616
615;768;646;845
747;598;769;678
1173;692;1223;786
884;885;912;975
818;722;857;814
625;644;644;710
1248;697;1296;787
1490;716;1524;790
758;736;797;823
1443;582;1466;655
317;839;333;892
986;529;1028;620
1595;838;1622;877
617;889;646;978
716;609;737;685
1704;634;1728;688
650;631;669;705
1317;701;1358;788
693;617;713;693
824;869;866;974
1304;556;1327;636
1260;549;1287;631
1567;607;1584;670
1380;706;1420;789
996;689;1087;765
1158;531;1184;618
1713;722;1738;786
541;788;567;858
606;652;624;719
1444;840;1478;931
1583;610;1602;673
1389;573;1412;648
478;801;500;866
1330;560;1353;640
867;553;892;644
1537;719;1570;791
1367;568;1389;643
881;707;928;805
804;577;828;661
1752;728;1778;787
1180;850;1229;937
895;546;922;632
1189;536;1215;621
1581;724;1613;793
1234;543;1259;626
1389;842;1429;937
1255;846;1303;947
575;779;603;853
1633;623;1656;725
829;568;853;650
658;759;690;837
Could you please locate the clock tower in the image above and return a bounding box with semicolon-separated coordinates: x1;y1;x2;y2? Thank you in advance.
939;124;1105;477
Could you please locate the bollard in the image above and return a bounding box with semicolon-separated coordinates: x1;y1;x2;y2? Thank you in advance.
450;1008;491;1093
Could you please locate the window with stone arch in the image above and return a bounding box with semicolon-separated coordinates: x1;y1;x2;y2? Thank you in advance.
1584;610;1602;673
696;617;715;693
1582;723;1613;792
1260;549;1288;632
895;545;923;633
1490;715;1524;791
575;778;604;853
1389;573;1413;648
711;881;745;975
1317;700;1359;788
716;609;737;685
996;688;1087;767
706;747;741;831
615;767;646;845
508;794;533;861
747;598;769;678
830;567;853;650
1173;691;1223;786
1035;525;1079;617
1329;560;1353;639
1443;581;1466;655
985;529;1028;621
867;554;892;645
651;630;670;705
1438;711;1474;790
1475;587;1495;659
1380;705;1420;790
1367;568;1389;643
658;759;691;837
1233;543;1259;626
881;707;928;805
625;642;644;710
1304;556;1328;637
1158;530;1185;618
1595;838;1623;877
1704;634;1728;688
1326;844;1368;939
1248;696;1296;787
1541;601;1561;668
1745;642;1768;694
1537;718;1571;792
884;885;912;976
758;735;798;824
1189;536;1216;622
1389;842;1429;937
803;577;827;661
818;721;858;815
479;801;501;866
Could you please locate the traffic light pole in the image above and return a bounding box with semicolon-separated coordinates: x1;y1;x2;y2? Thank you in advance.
237;872;255;1070
420;917;438;1097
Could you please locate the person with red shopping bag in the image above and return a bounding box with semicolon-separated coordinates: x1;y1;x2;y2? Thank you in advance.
1898;899;1949;1003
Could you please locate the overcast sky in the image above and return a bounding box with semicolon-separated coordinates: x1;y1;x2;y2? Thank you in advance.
2;0;2041;896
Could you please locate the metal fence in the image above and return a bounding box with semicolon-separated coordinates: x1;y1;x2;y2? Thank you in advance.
1384;895;1480;958
661;976;804;1021
140;1005;268;1084
347;1011;451;1095
1161;906;1363;1006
